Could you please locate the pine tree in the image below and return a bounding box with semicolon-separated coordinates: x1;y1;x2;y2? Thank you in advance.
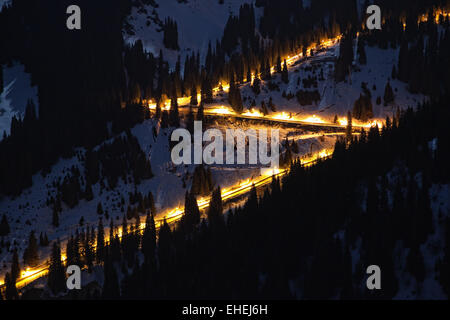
0;214;10;236
260;101;269;115
251;75;261;95
48;241;66;295
66;235;75;266
276;55;282;73
190;84;198;106
11;248;20;280
83;228;94;271
281;59;289;84
52;204;59;227
246;66;252;83
345;111;353;143
197;102;205;121
357;39;367;65
383;80;395;106
97;218;105;263
184;190;201;231
163;18;179;50
154;101;162;120
4;272;18;300
84;180;94;201
122;215;128;238
142;212;156;263
169;88;180;127
23;231;39;267
229;76;244;113
147;191;156;215
207;186;224;229
97;202;104;215
161;110;169;128
268;97;276;112
187;106;195;135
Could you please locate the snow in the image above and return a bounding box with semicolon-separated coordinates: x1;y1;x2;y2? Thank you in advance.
0;0;10;12
235;42;424;123
0;63;39;139
124;0;255;67
0;109;339;279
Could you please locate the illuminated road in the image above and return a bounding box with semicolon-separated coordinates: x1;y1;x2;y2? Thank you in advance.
0;34;348;292
146;34;383;131
0;149;333;292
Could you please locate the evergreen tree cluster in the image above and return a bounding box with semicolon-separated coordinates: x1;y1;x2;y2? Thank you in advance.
295;89;321;106
190;165;213;196
352;82;373;121
14;92;450;299
91;94;448;299
86;130;153;190
163;17;179;50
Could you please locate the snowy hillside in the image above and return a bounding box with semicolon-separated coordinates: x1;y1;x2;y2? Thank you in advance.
234;42;424;122
124;0;257;66
0;111;335;278
0;63;39;140
0;0;10;12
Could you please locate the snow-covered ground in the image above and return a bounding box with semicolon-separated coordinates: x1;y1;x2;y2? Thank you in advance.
234;43;424;122
0;112;336;278
124;0;258;67
0;63;39;140
0;0;10;12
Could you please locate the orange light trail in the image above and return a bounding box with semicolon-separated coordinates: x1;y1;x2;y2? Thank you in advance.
0;148;333;292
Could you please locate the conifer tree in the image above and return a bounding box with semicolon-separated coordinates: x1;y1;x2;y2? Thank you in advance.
190;84;198;106
345;111;353;143
260;101;269;115
48;241;66;295
383;80;395;106
197;102;205;121
281;59;289;84
169;88;180;127
84;180;94;201
187;106;195;135
52;205;59;227
246;66;252;83
154;101;162;120
147;191;156;216
207;186;224;229
184;190;201;231
83;228;94;271
251;75;261;95
142;212;156;263
97;202;104;215
11;248;20;280
160;110;169;128
268;97;276;112
23;231;39;267
97;218;105;263
0;214;10;236
357;39;367;65
276;55;282;73
4;272;18;300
